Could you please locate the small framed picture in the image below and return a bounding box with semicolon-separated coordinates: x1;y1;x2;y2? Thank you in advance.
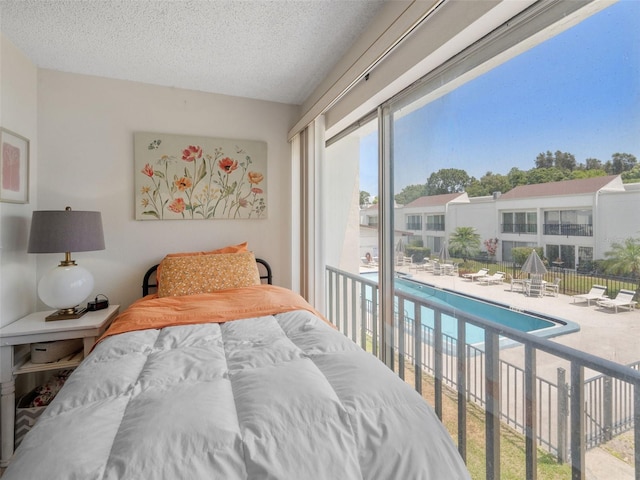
0;128;30;204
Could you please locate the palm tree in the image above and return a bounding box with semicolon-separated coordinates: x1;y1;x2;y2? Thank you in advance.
604;237;640;277
449;226;481;260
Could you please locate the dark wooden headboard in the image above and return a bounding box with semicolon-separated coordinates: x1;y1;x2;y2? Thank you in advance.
142;258;273;297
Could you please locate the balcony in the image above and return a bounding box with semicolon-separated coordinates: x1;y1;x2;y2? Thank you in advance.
426;223;445;231
502;223;537;234
325;266;640;480
406;222;422;231
544;223;593;237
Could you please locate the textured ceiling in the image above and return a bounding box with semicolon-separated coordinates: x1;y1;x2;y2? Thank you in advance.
0;0;387;105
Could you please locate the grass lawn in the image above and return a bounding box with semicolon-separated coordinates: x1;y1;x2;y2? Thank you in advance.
403;362;573;479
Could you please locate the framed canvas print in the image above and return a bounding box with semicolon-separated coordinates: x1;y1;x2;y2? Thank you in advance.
134;132;267;220
0;128;29;204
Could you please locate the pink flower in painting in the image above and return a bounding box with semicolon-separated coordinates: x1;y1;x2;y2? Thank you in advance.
168;198;186;213
141;163;154;177
251;187;263;195
182;145;202;162
218;157;238;174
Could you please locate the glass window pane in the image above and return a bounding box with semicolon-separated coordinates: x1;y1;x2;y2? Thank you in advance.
326;119;378;274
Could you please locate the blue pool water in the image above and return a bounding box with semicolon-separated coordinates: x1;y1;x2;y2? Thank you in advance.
362;273;578;346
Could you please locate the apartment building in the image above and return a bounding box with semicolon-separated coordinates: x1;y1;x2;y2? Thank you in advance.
394;175;640;267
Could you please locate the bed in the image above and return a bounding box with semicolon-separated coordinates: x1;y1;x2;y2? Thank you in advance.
3;247;469;479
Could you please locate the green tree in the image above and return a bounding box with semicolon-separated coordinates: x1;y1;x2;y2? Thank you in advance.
554;151;577;171
466;172;511;197
603;237;640;277
394;183;427;205
622;164;640;183
535;150;576;170
605;152;637;174
448;226;481;259
425;168;473;195
535;151;555;169
584;157;603;170
527;167;569;185
507;167;529;187
359;190;371;207
571;169;607;180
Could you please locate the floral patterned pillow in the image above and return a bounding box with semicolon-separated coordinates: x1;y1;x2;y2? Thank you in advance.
157;251;261;297
157;242;248;287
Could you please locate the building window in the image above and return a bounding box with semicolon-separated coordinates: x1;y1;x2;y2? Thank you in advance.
406;215;422;231
543;210;592;236
426;215;445;231
546;244;577;269
502;212;537;234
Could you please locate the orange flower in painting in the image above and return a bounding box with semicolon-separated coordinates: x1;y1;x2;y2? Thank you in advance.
182;145;202;162
248;171;264;184
142;163;154;177
168;198;186;213
175;177;192;191
218;157;238;174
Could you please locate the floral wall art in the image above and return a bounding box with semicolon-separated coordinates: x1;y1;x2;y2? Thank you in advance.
134;132;267;220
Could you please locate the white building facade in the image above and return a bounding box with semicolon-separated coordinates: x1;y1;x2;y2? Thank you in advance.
391;175;640;268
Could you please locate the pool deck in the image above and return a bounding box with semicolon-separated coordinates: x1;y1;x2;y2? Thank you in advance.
388;265;640;372
362;265;639;478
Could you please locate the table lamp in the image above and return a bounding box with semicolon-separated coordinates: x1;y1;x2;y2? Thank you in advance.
27;206;105;321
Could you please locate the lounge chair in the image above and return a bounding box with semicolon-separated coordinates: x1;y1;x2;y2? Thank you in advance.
544;277;561;297
479;271;505;285
572;285;607;306
596;289;637;313
462;268;488;282
525;275;544;297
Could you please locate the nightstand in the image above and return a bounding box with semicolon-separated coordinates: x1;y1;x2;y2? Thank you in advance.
0;305;119;467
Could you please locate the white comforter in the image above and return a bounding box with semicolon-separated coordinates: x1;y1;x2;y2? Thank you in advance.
5;310;469;479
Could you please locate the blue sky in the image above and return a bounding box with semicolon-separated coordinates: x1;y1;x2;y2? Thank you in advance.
360;0;640;197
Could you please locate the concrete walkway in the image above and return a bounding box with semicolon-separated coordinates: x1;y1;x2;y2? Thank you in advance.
367;265;639;478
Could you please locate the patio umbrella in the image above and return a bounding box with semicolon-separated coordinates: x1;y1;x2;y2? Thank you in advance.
439;243;450;262
521;249;547;276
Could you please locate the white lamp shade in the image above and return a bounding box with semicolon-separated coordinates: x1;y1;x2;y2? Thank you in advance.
37;264;95;310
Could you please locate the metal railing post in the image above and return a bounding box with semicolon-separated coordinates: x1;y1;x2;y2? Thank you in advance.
434;310;443;420
398;297;405;380
557;368;568;464
603;376;613;443
570;363;585;480
414;307;422;394
525;344;537;480
485;330;500;480
457;317;467;462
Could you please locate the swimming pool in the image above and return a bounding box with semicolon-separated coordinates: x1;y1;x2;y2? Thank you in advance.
362;273;579;346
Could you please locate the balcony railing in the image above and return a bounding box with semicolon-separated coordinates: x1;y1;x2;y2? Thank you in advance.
325;265;640;480
501;223;537;234
544;223;593;237
406;222;422;230
426;223;445;231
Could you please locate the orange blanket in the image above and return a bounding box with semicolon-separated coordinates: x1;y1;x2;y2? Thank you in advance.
98;285;331;344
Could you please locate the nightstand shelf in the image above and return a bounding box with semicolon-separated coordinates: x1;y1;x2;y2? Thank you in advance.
13;350;84;376
0;305;119;467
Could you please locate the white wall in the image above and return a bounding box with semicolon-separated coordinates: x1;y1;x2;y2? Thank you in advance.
597;189;640;259
0;34;38;327
36;70;298;311
324;135;361;274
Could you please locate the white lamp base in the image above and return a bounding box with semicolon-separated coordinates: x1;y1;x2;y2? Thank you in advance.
38;264;94;321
